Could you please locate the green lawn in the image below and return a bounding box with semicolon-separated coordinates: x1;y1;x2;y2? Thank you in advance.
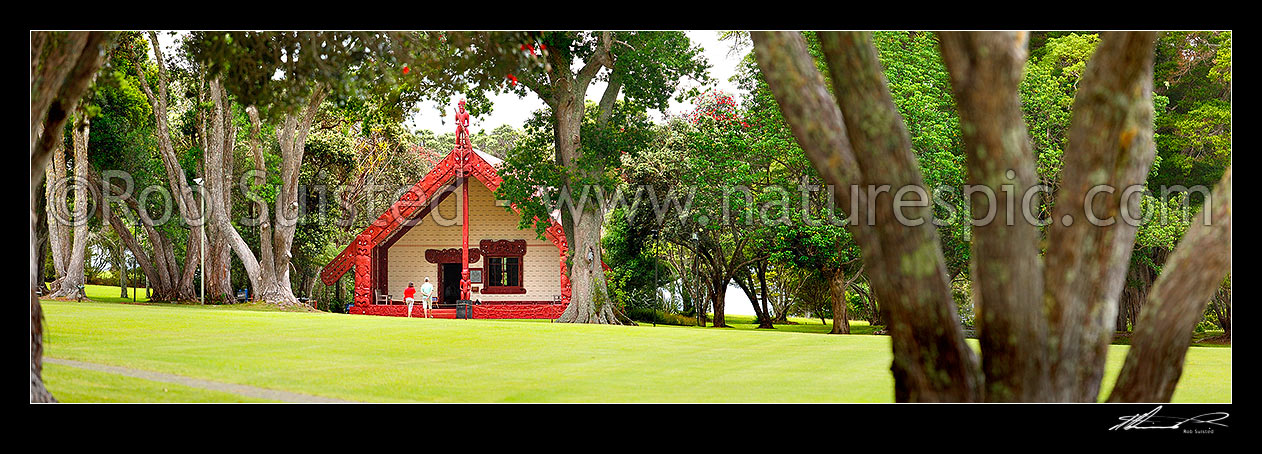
39;300;1230;403
70;284;152;303
42;362;275;403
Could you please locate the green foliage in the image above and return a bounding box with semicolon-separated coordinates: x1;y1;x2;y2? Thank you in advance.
603;206;666;311
1150;32;1231;200
1020;33;1099;186
495;100;657;238
625;306;699;326
872;32;962;158
608;32;712;111
872;32;972;277
182;32;524;123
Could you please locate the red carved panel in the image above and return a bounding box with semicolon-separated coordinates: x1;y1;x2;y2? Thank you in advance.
471;303;568;319
349;302;566;319
479;239;527;256
479;286;526;294
425;248;482;264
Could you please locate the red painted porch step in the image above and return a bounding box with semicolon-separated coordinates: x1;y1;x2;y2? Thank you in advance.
418;309;458;319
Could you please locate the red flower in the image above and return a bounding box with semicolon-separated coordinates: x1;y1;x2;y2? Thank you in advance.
506;74;518;86
402;66;410;75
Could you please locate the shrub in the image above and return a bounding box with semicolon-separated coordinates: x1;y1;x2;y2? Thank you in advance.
627;307;699;326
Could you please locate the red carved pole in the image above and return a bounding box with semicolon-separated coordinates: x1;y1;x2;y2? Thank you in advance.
456;100;472;302
353;233;372;307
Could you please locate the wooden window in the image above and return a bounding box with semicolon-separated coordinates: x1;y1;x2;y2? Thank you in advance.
481;239;527;294
486;257;520;286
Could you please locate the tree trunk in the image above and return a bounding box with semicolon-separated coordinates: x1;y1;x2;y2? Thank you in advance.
202;79;237;304
218;91;324;307
550;79;630;325
31;30;116;403
555;203;627;324
50;113;90;300
36;223;50;294
131;32;203;302
1108;167;1231;402
733;268;771;328
938;31;1052;402
118;238;128;298
1118;248;1163;332
87;170;182;301
1042;31;1158;402
827;268;850;334
709;273;729;328
44;144;69;293
753;30;981;401
816;31;981;402
756;261;774;329
1209;278;1231;339
30;293;54;402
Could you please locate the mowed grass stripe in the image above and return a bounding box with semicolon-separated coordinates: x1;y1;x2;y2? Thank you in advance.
39;301;1230;403
45;358;352;403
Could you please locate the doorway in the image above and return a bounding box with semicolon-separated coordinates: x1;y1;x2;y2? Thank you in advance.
440;263;461;305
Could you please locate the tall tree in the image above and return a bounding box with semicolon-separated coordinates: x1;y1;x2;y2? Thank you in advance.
128;32;205;301
478;31;708;324
44;142;70;295
31;31;119;403
753;30;1230;402
47;109;93;299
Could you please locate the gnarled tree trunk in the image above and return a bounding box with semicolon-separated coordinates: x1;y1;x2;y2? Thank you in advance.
217;87;325;307
200;79;237;303
44;144;69;294
826;268;850;334
754;31;1203;403
132;31;202;302
31;30;117;403
938;31;1052;402
49;112;91;300
818;31;981;402
1041;31;1158;402
547;35;631;325
88;170;183;301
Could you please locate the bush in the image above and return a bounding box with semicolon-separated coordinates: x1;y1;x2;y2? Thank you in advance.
627;307;699;326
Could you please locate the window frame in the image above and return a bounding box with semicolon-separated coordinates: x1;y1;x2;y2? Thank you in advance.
480;240;527;294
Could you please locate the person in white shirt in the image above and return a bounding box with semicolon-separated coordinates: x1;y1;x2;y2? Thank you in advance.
419;278;435;318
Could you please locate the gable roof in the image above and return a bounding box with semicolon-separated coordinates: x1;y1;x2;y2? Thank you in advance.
319;147;569;286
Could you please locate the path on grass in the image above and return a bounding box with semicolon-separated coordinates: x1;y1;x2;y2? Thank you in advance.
46;358;356;403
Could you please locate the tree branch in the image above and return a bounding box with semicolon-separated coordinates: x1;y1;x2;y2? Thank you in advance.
938;31;1050;402
816;30;980;402
1109;166;1231;402
1041;31;1158;401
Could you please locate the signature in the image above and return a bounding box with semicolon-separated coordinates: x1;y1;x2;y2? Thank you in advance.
1109;406;1230;431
